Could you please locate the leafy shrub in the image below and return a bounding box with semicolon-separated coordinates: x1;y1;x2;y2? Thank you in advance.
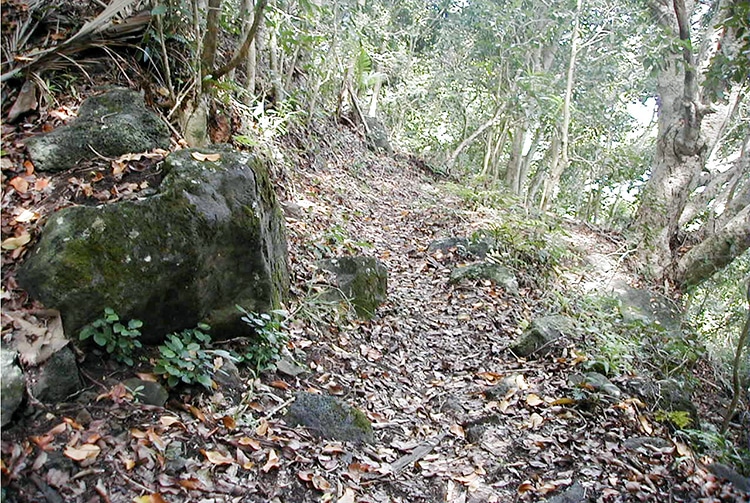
237;306;289;373
79;308;143;366
153;324;235;390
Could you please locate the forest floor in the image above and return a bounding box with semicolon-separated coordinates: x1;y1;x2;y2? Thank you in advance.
1;90;748;502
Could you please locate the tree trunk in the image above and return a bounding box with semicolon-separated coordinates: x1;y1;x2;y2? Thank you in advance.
540;0;581;208
243;0;257;103
633;0;738;284
505;122;527;194
200;0;222;79
446;107;502;173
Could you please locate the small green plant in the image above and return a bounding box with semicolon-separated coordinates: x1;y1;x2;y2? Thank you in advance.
655;409;693;429
79;308;143;366
153;324;232;390
237;306;289;372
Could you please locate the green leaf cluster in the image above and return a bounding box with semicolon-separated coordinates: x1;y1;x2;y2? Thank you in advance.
237;306;289;373
79;308;143;366
152;324;228;390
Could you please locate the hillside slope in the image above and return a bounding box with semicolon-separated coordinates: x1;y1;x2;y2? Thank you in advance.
1;117;746;502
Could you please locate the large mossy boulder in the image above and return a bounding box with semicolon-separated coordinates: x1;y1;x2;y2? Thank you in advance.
316;256;387;319
286;392;374;444
25;88;170;172
18;147;289;343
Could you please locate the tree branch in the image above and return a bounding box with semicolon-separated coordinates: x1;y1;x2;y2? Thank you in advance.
212;0;268;81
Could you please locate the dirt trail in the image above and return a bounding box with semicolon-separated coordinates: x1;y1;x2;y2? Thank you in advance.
278;126;689;502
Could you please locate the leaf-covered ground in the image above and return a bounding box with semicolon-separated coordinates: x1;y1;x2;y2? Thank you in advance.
1;105;747;503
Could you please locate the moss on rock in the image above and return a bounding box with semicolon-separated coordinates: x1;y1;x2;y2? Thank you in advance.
19;147;289;343
286;392;374;444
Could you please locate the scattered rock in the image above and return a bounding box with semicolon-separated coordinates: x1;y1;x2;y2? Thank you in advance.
27;346;82;403
276;356;306;377
509;315;575;358
609;282;681;331
286;392;374;444
1;347;25;427
211;358;243;393
428;237;470;257
463;414;502;444
707;463;750;494
18;146;290;343
449;262;518;293
25;88;170;172
568;372;621;398
122;378;169;407
547;482;586;503
364;116;393;154
316;256;387;319
484;374;524;400
622;436;674;452
625;377;700;429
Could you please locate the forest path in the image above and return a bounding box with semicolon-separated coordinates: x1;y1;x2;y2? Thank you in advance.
280;125;657;502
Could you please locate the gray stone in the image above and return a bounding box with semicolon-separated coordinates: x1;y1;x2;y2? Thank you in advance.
286;392;374;444
708;463;750;494
25;88;170;172
610;283;681;331
1;347;25;427
317;256;387;319
568;372;621;398
428;237;470;256
212;358;243;392
622;436;673;452
547;482;586;503
510;315;575;358
364;117;393;154
28;346;82;403
18;147;289;343
449;262;518;293
122;378;169;407
484;374;523;401
625;377;700;429
276;356;306;377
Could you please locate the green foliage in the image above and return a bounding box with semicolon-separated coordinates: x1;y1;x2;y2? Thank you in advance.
79;308;143;366
655;409;693;429
237;306;289;373
683;429;750;475
152;323;232;390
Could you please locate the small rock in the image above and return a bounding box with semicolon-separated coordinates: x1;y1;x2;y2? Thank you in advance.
485;374;523;401
622;436;673;452
1;347;25;427
122;378;169;407
509;315;574;358
708;463;750;494
568;372;621;398
29;346;82;403
449;262;518;293
547;481;586;503
286;392;374;444
316;256;388;319
276;356;306;377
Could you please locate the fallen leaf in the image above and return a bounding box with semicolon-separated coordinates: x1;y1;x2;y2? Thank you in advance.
517;481;535;494
637;414;653;435
11;310;67;366
237;437;262;450
177;478;204;490
202;449;235;466
527;413;544;429
64;444;100;462
34;178;49;191
449;424;465;438
187;405;207;422
337;488;356;503
526;394;544;407
674;439;692;457
261;449;280;473
221;415;237;430
322;443;345;454
191;152;221;162
312;474;331;491
2;233;31;250
15;209;38;223
476;371;503;383
255;420;269;436
133;494;168;503
298;470;314;482
270;380;290;390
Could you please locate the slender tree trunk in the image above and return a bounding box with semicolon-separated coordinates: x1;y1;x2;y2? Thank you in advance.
367;74;383;117
446;107;502;172
506;122;527;194
243;0;257;103
541;0;581;208
269;29;284;103
201;0;222;80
